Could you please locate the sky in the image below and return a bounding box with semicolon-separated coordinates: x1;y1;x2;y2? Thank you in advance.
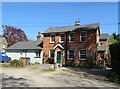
1;2;118;40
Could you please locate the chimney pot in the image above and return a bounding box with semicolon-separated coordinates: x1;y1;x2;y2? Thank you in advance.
74;19;80;26
37;32;41;41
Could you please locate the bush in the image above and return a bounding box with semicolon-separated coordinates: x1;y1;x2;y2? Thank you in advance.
109;43;120;75
10;60;24;68
107;72;120;83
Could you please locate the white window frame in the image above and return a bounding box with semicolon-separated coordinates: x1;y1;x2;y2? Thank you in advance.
50;34;55;43
49;50;54;59
69;32;75;42
79;49;87;60
35;51;41;58
80;31;87;42
68;49;74;60
59;33;65;43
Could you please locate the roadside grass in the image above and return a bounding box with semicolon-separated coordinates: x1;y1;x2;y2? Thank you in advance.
107;72;120;84
42;68;56;72
0;64;10;67
30;62;40;65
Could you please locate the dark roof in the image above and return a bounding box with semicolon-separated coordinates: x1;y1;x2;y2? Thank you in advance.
97;46;106;51
100;34;108;40
43;23;100;33
6;41;43;50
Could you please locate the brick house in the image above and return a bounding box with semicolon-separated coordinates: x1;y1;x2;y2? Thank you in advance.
97;34;109;61
42;21;101;65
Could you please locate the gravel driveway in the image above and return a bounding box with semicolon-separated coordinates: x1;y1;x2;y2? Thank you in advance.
1;65;120;88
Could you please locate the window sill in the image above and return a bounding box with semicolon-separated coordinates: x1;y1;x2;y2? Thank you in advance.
79;59;87;60
50;42;55;44
59;41;64;43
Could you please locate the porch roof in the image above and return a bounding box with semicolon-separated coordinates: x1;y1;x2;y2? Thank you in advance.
97;46;106;51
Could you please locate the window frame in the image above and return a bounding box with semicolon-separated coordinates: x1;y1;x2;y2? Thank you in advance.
80;31;87;42
59;33;65;43
50;34;55;43
68;49;74;60
35;51;41;58
100;41;103;46
79;49;87;60
69;32;75;42
49;50;54;59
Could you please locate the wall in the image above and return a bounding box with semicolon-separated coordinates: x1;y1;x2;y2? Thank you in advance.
43;29;98;64
6;49;43;64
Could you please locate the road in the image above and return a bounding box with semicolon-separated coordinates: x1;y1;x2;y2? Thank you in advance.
1;65;120;88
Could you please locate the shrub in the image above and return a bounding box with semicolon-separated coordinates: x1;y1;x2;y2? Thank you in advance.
42;68;56;72
109;42;120;75
10;60;24;68
107;72;120;83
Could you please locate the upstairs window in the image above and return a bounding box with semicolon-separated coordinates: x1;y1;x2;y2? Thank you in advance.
60;33;65;43
49;50;54;59
100;41;103;46
80;31;87;42
68;50;74;59
70;32;75;42
50;34;55;43
80;49;86;60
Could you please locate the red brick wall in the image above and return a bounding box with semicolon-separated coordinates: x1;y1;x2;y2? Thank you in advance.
43;29;98;64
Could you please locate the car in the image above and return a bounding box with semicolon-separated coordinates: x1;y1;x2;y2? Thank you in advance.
0;52;11;63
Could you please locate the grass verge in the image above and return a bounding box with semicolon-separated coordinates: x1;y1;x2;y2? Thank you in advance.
42;68;56;72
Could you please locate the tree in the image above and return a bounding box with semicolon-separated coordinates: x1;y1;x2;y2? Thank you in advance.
2;25;28;46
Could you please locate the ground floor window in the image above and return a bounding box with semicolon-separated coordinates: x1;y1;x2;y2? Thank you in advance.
49;50;54;59
80;49;86;60
35;51;41;58
68;50;74;59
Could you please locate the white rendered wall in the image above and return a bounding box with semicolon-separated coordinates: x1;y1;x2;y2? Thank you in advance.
6;50;43;64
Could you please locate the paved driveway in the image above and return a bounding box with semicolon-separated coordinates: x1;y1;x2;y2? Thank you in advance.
1;65;120;88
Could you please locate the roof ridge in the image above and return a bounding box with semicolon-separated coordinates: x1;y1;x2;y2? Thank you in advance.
48;23;100;29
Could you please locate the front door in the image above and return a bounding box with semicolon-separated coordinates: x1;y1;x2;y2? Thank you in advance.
56;51;61;63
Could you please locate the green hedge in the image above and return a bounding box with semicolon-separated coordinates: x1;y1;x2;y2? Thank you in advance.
109;42;120;75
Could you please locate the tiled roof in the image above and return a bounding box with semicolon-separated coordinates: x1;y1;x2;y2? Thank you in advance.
100;34;108;40
6;41;43;50
43;23;100;33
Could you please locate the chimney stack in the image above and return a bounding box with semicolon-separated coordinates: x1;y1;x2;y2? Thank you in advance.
74;19;80;26
37;32;41;41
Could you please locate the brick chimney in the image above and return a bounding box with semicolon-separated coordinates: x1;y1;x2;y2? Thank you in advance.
37;32;41;41
74;19;80;26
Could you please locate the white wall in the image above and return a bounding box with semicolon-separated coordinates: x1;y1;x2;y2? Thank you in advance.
6;50;43;64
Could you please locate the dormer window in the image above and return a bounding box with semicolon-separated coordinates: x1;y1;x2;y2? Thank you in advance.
80;31;87;42
50;34;55;43
60;33;65;43
69;32;75;42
